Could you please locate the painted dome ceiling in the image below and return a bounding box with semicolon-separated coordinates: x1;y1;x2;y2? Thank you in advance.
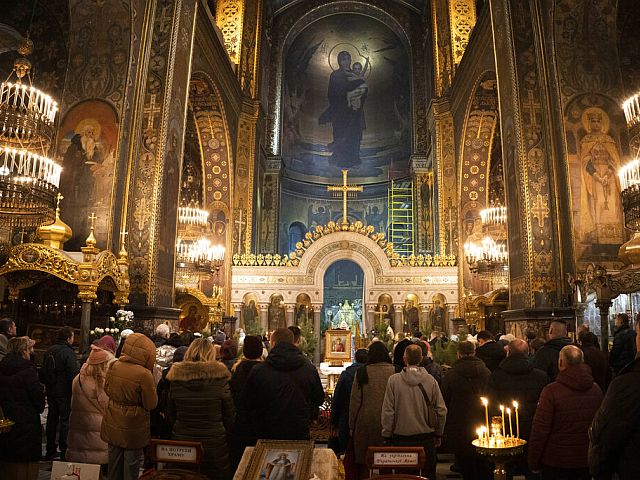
272;0;428;16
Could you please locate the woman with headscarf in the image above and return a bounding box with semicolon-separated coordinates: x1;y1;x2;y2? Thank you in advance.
349;341;395;478
167;338;235;479
67;344;114;468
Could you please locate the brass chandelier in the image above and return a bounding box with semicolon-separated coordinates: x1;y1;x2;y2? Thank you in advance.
175;204;225;288
0;37;61;228
464;204;509;284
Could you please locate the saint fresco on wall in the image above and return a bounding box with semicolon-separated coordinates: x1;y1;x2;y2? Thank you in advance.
57;100;118;250
565;95;627;263
282;13;411;184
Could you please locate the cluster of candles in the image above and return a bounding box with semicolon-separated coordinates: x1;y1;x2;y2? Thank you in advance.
475;397;522;448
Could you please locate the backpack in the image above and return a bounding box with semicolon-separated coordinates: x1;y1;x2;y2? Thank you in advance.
39;347;58;385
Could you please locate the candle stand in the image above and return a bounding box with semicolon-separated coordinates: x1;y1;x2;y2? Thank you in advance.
472;438;526;480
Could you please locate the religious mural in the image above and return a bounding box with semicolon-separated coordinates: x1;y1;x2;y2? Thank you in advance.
281;13;411;184
178;300;208;333
278;187;388;254
57;99;119;250
565;95;627;263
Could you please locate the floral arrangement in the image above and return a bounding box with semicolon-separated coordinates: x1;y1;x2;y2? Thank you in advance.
91;309;134;341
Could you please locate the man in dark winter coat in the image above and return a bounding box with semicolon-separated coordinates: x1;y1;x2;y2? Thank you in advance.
532;320;572;381
609;313;636;375
528;345;603;479
242;328;324;440
41;326;79;460
589;320;640;480
489;339;549;479
442;341;492;480
578;331;609;392
475;330;506;372
331;348;367;454
229;335;265;470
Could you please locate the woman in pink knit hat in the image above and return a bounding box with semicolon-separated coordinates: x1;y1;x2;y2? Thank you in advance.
66;344;114;470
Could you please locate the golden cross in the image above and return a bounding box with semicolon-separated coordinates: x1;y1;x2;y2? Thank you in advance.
327;169;363;225
56;193;63;210
531;194;549;228
119;229;128;248
88;212;97;231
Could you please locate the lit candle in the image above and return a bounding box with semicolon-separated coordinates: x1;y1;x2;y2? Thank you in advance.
476;427;484;444
500;405;506;437
481;397;490;434
513;400;520;439
507;407;513;438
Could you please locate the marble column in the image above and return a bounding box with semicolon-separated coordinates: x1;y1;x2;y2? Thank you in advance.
286;304;296;327
259;303;268;334
312;304;322;364
393;304;403;336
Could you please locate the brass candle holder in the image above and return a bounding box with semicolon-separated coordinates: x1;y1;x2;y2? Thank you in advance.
473;401;526;480
0;406;14;433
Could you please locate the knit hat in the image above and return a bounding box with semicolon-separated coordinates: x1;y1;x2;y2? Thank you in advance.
96;335;116;354
87;344;112;365
243;335;263;360
120;329;134;338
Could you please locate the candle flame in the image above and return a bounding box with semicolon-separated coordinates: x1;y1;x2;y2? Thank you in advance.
481;397;488;406
500;405;505;411
513;400;519;408
506;408;511;414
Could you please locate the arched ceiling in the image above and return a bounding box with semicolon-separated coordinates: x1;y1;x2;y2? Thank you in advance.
272;0;428;16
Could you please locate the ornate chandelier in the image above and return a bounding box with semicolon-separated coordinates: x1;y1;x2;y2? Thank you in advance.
0;38;61;228
618;92;640;264
464;204;509;284
175;204;225;287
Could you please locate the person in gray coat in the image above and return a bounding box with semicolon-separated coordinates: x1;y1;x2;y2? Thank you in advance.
382;344;447;480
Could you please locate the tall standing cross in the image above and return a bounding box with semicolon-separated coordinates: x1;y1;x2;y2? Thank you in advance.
144;94;162;132
234;209;246;255
327;169;363;226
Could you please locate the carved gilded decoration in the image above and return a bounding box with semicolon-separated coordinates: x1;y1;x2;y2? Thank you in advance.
432;0;454;96
448;0;477;66
216;0;244;64
233;101;259;255
0;243;129;303
232;220;456;268
238;0;262;97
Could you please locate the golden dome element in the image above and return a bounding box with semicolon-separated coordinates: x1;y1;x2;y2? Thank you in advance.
85;212;98;248
618;233;640;265
37;194;72;250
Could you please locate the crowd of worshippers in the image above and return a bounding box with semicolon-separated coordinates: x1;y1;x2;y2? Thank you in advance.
0;315;638;480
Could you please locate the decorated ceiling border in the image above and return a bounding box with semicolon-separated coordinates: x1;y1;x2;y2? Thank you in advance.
232;220;456;267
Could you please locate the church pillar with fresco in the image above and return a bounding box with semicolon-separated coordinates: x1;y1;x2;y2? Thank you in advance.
489;0;576;331
123;0;198;322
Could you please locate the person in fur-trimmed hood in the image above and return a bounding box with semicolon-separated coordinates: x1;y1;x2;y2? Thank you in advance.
167;337;235;480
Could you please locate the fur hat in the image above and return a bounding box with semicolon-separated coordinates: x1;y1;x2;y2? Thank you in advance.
87;344;112;365
243;335;263;360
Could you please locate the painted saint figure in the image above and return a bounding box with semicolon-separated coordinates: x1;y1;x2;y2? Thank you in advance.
319;51;367;167
180;305;200;332
579;107;624;246
265;452;295;480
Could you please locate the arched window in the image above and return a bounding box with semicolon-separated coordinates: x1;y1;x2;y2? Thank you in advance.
288;222;306;252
